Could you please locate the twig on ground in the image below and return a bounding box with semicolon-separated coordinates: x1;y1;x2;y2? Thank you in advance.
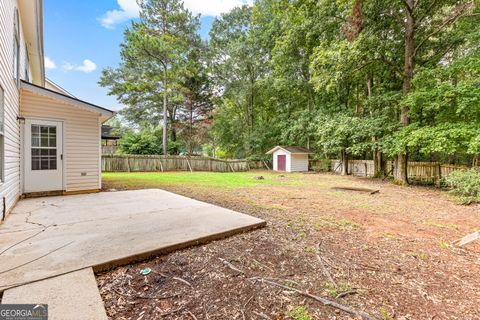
336;289;358;299
251;258;274;272
219;258;245;275
252;311;271;319
452;231;480;247
243;295;254;309
253;278;377;320
172;276;192;287
187;310;198;320
317;243;337;289
220;256;375;319
159;306;184;317
113;288;178;300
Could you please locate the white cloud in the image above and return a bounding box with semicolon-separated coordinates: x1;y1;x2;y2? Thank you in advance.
44;56;56;69
99;0;140;29
99;0;253;28
183;0;253;16
63;59;97;73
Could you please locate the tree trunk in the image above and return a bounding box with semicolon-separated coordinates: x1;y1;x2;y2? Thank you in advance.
341;150;349;176
186;96;194;155
373;139;385;177
394;0;416;184
170;126;177;154
396;152;408;183
366;76;384;177
355;83;360;113
162;69;168;155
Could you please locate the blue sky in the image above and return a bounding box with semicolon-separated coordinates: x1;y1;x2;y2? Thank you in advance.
43;0;249;111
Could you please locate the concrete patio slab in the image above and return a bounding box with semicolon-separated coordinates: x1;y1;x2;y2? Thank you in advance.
2;268;108;320
0;189;265;291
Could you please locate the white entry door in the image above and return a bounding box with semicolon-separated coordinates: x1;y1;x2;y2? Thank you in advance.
24;119;63;193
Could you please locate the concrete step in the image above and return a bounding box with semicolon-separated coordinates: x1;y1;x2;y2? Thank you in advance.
2;268;108;320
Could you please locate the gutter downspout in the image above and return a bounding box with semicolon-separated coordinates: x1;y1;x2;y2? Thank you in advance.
36;0;45;86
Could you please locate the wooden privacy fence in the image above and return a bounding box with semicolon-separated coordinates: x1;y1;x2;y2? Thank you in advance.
328;160;375;177
328;159;468;183
102;154;266;173
385;161;469;183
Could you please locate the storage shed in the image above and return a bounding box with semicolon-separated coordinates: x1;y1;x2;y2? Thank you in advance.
266;146;312;172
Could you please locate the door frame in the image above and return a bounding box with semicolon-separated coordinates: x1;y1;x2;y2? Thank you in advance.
277;154;286;172
21;117;66;193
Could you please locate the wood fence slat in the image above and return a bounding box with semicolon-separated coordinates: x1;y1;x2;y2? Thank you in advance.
101;155;258;173
324;159;468;182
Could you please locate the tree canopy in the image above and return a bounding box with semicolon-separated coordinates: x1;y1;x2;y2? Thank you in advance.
101;0;480;183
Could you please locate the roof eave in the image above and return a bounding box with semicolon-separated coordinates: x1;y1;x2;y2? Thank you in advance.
266;146;313;155
20;81;115;118
266;146;290;155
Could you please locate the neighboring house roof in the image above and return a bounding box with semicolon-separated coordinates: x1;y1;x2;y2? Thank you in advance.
21;81;115;119
101;125;121;140
45;78;76;97
266;146;313;155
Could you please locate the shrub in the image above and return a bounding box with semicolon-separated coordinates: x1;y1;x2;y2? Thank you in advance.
312;159;331;172
118;130;161;155
443;169;480;204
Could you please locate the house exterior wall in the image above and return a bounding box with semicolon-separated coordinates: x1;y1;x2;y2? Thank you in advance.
290;154;309;172
20;90;102;192
0;0;31;216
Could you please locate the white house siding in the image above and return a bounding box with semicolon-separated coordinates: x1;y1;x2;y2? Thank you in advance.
20;90;102;192
290;154;309;172
0;0;30;216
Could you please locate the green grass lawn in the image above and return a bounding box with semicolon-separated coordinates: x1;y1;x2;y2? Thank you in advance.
102;171;305;189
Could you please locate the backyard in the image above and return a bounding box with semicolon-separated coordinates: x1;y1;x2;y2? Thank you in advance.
98;171;480;320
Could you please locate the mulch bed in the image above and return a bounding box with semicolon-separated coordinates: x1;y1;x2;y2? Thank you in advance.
97;173;480;320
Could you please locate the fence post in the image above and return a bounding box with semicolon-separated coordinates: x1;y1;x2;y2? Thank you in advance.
159;158;164;172
186;158;193;172
437;163;442;187
263;160;270;170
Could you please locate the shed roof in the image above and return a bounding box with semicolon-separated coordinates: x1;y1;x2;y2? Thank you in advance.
266;146;313;155
102;125;121;140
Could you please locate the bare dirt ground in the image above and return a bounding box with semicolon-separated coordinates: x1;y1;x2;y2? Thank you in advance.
97;172;480;320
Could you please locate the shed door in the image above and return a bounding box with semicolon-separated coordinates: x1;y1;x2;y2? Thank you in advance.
277;155;286;171
24;119;63;193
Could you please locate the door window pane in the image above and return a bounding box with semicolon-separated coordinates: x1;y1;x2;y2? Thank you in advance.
49;127;56;147
31;124;58;171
